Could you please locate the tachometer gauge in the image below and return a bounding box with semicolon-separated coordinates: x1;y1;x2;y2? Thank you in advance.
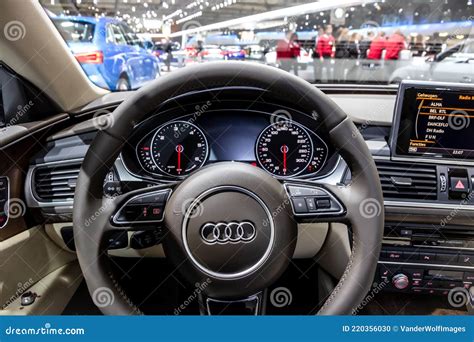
151;121;208;176
256;121;313;177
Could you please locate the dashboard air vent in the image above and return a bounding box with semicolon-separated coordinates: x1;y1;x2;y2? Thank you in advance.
375;160;438;201
33;163;81;202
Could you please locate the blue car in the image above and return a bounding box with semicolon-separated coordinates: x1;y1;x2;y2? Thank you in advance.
52;16;160;91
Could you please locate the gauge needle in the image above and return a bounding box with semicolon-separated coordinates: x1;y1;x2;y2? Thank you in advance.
281;145;288;175
176;144;183;174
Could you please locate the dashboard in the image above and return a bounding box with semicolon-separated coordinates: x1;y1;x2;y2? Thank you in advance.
17;82;474;305
120;88;339;182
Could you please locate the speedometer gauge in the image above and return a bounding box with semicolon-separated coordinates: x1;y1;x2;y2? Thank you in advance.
256;122;313;177
151;121;208;176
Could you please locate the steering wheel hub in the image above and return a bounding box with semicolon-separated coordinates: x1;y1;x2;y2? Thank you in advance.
163;162;297;299
182;186;275;279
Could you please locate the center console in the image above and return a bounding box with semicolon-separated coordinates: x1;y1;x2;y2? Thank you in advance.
375;81;474;299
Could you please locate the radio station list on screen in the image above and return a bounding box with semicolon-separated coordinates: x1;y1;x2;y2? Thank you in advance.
396;87;474;159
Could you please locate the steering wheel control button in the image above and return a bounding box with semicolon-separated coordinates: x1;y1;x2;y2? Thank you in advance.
128;191;170;205
113;189;171;224
105;232;128;250
292;198;308;213
286;185;326;197
284;184;344;217
305;198;316;211
316;198;331;209
130;229;163;249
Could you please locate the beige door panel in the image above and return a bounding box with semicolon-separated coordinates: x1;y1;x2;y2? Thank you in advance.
0;226;78;313
0;262;82;315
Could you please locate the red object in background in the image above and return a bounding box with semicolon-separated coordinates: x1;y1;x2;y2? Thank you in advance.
276;39;293;59
385;33;406;60
290;42;301;59
74;51;104;64
316;34;335;58
367;37;386;59
185;47;197;57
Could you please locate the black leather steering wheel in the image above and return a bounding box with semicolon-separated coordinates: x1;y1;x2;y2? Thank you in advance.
73;62;384;315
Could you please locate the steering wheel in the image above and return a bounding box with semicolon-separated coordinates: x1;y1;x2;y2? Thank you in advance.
73;62;384;315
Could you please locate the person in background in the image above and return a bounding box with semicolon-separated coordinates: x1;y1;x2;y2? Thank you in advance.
426;32;444;56
334;27;349;82
367;31;386;60
290;33;301;76
347;32;360;59
335;27;350;59
312;27;324;58
276;31;293;73
359;31;374;59
196;40;204;61
385;30;406;60
164;38;173;72
314;24;335;82
409;33;426;57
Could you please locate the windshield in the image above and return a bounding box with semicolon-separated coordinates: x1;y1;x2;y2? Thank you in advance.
41;0;474;92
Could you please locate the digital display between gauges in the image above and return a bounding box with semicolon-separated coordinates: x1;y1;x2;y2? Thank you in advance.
148;121;208;176
256;121;316;177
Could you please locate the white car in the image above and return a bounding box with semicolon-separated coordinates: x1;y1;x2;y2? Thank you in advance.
390;40;474;84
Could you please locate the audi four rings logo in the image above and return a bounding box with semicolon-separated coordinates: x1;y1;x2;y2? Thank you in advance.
200;221;256;244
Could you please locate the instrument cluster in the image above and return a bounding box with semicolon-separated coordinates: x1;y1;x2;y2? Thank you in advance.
124;109;337;182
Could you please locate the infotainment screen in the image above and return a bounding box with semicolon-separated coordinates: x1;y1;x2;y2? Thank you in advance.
391;81;474;161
